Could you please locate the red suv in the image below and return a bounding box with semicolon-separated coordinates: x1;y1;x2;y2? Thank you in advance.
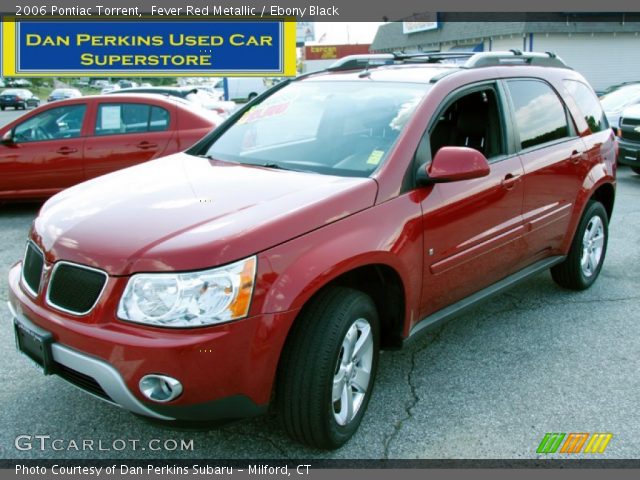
7;51;616;449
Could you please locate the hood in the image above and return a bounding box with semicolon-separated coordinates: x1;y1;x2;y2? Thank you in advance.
622;104;640;120
33;154;378;275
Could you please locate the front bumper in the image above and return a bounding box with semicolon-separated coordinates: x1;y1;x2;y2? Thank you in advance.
618;137;640;167
7;263;298;421
8;300;172;420
0;101;23;107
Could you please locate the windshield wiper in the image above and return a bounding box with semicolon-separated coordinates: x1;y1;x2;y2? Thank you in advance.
261;162;287;170
258;162;315;173
194;156;313;173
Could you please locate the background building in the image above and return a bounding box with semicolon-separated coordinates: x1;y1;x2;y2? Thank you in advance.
302;44;371;73
371;16;640;92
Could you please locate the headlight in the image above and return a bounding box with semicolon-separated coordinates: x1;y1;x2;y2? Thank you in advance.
117;256;256;328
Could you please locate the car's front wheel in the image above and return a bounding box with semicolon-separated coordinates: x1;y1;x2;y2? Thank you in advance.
632;167;640;175
277;287;379;449
551;200;608;290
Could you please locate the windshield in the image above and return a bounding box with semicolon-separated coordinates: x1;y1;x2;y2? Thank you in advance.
202;80;427;177
600;84;640;112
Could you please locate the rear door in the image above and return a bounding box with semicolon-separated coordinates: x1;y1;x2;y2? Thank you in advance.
0;103;87;198
83;100;175;180
504;79;587;261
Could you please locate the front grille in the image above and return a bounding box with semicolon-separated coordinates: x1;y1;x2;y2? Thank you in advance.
22;243;44;295
55;363;112;401
621;129;640;142
621;117;640;127
47;262;107;315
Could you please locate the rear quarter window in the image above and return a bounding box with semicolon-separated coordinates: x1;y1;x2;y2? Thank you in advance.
563;79;609;133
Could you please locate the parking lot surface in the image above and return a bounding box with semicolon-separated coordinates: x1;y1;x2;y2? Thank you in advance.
1;108;639;460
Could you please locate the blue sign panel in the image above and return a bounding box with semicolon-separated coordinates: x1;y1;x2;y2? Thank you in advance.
12;20;288;75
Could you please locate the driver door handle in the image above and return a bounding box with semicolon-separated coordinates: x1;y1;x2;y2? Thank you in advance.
56;147;77;155
501;173;521;190
136;141;158;150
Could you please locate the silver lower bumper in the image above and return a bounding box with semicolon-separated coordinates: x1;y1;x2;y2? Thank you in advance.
7;301;173;421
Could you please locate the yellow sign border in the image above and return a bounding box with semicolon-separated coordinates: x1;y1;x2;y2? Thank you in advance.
1;16;297;77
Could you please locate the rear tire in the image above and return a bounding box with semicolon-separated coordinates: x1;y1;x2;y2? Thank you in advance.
551;201;608;290
276;287;379;449
632;167;640;175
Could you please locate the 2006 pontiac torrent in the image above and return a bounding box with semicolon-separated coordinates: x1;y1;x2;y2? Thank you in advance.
8;51;617;449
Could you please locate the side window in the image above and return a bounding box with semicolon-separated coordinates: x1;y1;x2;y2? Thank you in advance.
506;80;570;150
95;103;169;135
429;88;505;160
563;80;609;133
13;105;86;143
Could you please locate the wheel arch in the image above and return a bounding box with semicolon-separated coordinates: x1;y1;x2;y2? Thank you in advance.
266;257;409;350
306;263;407;350
562;168;615;253
589;181;615;221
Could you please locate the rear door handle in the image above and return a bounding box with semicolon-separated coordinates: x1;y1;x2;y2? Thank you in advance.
136;141;158;150
56;147;77;154
501;173;521;190
570;150;585;164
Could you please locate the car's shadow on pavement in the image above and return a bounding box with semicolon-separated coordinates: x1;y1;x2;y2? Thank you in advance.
0;202;43;217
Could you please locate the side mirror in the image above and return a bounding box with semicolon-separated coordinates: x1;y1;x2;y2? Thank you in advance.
1;130;15;146
418;146;490;185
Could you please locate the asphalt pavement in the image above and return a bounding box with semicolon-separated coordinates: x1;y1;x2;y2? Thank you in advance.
1;107;639;460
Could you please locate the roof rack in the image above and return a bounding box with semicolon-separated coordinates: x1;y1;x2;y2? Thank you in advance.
463;50;569;68
325;50;568;72
328;54;395;71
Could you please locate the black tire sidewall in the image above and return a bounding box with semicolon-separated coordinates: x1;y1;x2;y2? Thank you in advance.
322;296;380;446
572;201;609;289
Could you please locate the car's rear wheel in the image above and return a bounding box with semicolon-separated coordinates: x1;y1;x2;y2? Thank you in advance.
277;287;379;449
0;106;4;111
631;167;640;175
551;200;608;290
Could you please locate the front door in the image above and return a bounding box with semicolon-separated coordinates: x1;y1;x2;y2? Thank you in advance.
0;104;87;198
418;84;526;318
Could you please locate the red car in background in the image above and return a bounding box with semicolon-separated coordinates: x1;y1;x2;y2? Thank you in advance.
0;94;222;200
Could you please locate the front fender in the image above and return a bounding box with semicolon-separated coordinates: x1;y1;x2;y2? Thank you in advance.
252;194;424;327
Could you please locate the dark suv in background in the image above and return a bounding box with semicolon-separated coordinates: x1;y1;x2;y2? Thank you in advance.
617;104;640;174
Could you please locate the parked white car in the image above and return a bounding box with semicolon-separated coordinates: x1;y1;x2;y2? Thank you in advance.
225;78;269;101
101;85;120;94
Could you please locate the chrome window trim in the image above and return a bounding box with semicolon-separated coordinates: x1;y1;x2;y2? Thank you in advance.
45;261;109;316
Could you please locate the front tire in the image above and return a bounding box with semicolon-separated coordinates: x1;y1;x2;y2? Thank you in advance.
632;167;640;175
551;201;608;290
277;287;379;449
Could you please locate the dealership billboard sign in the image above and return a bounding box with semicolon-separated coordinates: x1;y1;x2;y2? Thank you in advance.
1;18;297;76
